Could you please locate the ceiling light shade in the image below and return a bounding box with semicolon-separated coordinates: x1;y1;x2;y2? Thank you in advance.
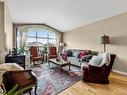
100;34;110;44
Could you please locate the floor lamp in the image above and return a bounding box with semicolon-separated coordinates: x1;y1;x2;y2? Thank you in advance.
100;34;110;52
59;43;65;53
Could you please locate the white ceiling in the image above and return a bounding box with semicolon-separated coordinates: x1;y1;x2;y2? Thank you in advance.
7;0;127;32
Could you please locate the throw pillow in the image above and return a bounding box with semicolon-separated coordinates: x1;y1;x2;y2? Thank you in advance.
79;51;86;58
61;53;67;61
89;56;103;67
81;55;93;62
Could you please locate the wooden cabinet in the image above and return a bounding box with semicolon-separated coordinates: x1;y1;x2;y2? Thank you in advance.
5;55;26;68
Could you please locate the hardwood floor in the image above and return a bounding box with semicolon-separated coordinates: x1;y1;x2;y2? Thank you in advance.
58;72;127;95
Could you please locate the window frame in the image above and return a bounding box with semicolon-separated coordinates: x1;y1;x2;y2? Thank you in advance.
16;28;58;54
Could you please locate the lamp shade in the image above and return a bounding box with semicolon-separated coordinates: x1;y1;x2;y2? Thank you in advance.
60;43;65;46
100;35;110;44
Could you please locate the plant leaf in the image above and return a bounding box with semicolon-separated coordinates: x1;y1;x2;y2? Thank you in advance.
5;84;18;95
13;85;33;95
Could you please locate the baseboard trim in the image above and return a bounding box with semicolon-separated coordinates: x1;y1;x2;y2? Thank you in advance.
112;70;127;76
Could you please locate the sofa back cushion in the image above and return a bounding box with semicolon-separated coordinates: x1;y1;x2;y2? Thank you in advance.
72;50;81;57
66;50;73;56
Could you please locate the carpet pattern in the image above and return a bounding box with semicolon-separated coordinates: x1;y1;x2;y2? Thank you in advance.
30;63;82;95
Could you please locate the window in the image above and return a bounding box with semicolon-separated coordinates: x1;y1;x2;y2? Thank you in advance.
17;28;57;55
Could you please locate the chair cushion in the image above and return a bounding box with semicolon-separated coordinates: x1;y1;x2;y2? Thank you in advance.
98;52;110;66
32;56;43;61
89;56;103;67
49;55;57;58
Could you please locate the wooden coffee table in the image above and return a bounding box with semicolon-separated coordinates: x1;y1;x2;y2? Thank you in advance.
48;58;71;73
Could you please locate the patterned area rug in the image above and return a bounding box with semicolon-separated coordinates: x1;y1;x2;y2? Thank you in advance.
30;63;82;95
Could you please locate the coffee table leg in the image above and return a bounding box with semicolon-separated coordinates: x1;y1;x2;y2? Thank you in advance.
61;66;62;74
48;61;50;67
69;64;71;71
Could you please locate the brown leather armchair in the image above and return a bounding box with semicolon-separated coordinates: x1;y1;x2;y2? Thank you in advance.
82;54;116;84
29;46;44;65
2;70;37;95
48;46;57;59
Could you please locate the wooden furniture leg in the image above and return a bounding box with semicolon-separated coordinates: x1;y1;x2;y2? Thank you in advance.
35;85;37;95
29;91;31;95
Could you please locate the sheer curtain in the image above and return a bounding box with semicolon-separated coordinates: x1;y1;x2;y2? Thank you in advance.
18;26;29;54
18;25;61;46
17;25;62;53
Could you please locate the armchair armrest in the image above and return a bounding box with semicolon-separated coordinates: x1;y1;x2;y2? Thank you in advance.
3;69;37;81
82;66;89;71
82;66;89;81
88;65;107;73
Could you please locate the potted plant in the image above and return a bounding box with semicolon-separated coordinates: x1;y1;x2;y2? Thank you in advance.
18;44;25;55
2;84;33;95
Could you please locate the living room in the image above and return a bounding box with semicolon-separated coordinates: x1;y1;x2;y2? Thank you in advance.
0;0;127;95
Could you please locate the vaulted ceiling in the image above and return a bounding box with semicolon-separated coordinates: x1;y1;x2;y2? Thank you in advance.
7;0;127;32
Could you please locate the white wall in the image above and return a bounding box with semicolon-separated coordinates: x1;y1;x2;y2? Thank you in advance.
0;1;13;63
63;12;127;73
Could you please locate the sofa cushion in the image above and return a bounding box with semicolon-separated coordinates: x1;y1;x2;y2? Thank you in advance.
68;57;81;66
